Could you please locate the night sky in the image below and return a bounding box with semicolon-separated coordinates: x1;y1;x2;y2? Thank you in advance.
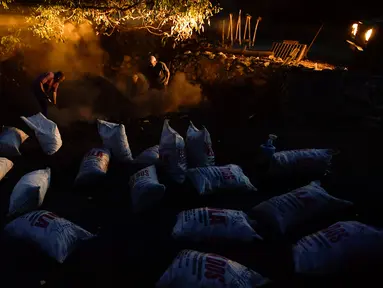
218;0;383;23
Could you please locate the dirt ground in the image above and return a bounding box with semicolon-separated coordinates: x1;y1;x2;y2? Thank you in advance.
1;41;383;287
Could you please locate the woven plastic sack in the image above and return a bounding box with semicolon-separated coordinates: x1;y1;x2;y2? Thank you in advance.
5;210;95;263
129;165;166;213
186;121;215;168
159;119;187;183
269;149;334;175
0;126;29;156
187;164;257;195
133;145;159;166
172;207;261;242
248;181;353;238
9;168;51;215
0;157;13;181
293;221;383;274
21;113;62;155
97;119;133;161
75;148;110;183
156;250;270;288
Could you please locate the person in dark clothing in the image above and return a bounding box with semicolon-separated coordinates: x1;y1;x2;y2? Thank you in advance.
147;56;170;90
33;71;65;116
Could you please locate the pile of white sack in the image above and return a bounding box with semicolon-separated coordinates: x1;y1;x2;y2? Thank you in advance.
91;119;257;213
2;114;383;288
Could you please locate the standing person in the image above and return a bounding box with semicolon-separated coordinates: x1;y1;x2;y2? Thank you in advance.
33;71;65;116
147;56;170;90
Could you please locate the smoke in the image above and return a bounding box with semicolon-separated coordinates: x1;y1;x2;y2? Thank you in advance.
50;71;203;125
47;105;103;127
22;23;106;79
2;17;204;125
0;15;27;27
129;72;203;118
17;22;109;126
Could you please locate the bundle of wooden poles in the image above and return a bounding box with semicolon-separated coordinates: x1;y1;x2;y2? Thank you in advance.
222;10;262;47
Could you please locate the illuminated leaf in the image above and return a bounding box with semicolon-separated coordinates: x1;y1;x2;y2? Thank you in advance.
1;0;221;54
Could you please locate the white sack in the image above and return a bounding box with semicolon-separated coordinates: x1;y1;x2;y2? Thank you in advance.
293;221;383;274
172;207;261;242
186;121;215;167
129;165;166;213
21;113;62;155
5;210;95;263
0;126;29;156
9;168;51;215
133;145;159;165
159;119;187;183
75;148;110;183
0;157;14;181
187;164;257;195
249;181;353;238
156;250;270;288
97;119;133;162
269;149;333;175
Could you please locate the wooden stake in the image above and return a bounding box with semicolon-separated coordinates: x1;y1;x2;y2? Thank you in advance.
252;17;262;47
235;16;239;40
243;16;248;42
243;15;252;43
305;23;323;58
227;14;231;39
248;16;251;42
222;20;225;46
230;14;233;46
237;10;242;45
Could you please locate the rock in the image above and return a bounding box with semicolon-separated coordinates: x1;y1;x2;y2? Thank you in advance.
218;52;227;59
242;59;252;67
264;61;270;67
184;50;192;55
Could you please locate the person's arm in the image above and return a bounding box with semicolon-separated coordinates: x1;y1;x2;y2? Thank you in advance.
40;82;46;94
39;73;53;99
52;83;59;105
162;63;170;85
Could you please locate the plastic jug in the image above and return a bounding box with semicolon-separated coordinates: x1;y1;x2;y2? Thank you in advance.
260;134;277;159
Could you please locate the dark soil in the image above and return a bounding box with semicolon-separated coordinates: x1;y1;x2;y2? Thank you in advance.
1;48;383;287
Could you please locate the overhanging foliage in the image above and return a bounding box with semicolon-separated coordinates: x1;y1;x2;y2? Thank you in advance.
0;0;221;57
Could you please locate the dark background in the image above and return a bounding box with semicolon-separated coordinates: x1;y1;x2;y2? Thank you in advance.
218;0;382;23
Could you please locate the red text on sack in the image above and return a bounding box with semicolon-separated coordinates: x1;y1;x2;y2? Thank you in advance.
34;212;59;228
86;150;105;158
208;209;227;225
204;255;226;283
323;223;350;243
295;191;316;207
219;167;235;180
